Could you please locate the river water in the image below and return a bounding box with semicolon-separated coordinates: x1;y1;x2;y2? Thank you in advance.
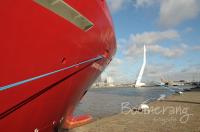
75;86;193;119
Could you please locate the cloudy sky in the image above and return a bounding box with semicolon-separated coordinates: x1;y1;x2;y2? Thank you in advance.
102;0;200;83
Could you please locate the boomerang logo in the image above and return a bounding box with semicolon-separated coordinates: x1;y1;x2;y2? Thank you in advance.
34;0;94;31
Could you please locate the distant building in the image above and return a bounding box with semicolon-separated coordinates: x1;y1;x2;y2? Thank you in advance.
92;75;115;88
96;75;102;83
92;75;106;88
106;76;114;87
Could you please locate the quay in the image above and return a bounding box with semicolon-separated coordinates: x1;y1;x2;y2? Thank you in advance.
70;88;200;132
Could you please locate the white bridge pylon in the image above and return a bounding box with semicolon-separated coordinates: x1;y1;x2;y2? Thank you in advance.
135;45;146;88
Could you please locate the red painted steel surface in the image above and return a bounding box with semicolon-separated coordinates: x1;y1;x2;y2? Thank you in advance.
0;0;116;131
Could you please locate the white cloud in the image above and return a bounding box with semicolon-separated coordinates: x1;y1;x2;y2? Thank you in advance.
135;0;158;8
181;64;200;73
145;63;200;81
107;0;130;13
131;30;179;45
149;45;184;58
102;57;124;82
191;45;200;51
124;30;185;58
133;0;200;28
146;63;174;77
159;0;200;28
184;27;194;33
173;64;200;81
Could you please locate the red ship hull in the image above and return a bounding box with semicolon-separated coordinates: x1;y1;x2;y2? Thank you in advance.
0;0;116;131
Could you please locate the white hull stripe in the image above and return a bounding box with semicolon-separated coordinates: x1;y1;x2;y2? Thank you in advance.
0;55;103;91
34;0;94;31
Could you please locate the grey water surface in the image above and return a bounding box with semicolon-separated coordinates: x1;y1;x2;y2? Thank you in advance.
74;86;193;119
